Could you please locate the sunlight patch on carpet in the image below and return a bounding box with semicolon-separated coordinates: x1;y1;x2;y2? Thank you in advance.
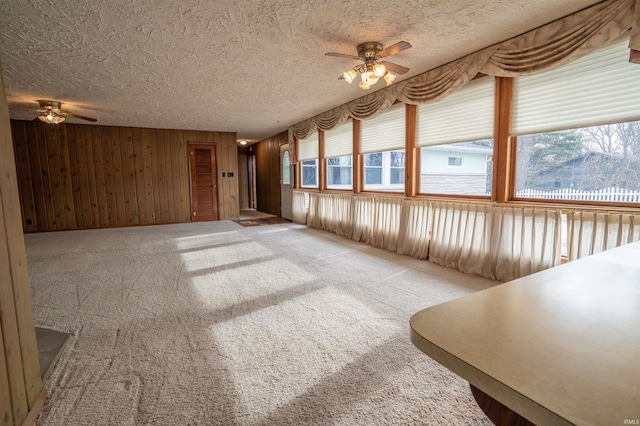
181;240;271;272
173;230;245;251
211;286;400;422
188;257;316;310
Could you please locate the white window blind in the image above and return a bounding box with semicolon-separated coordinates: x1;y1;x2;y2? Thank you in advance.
360;103;405;154
513;35;640;135
297;132;319;160
417;77;495;146
324;120;352;158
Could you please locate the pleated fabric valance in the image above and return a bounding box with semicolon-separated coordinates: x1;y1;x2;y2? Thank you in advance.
289;0;638;159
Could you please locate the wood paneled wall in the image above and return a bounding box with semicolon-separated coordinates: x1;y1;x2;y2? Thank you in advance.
1;59;42;426
11;120;239;232
254;131;286;216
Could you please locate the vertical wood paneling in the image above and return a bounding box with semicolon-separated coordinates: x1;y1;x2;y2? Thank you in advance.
1;61;42;425
150;130;161;223
101;128;117;226
83;126;99;227
44;124;66;229
132;128;147;225
24;124;46;231
66;125;84;229
35;124;55;228
0;320;13;426
75;125;92;228
110;127;126;227
255;131;285;216
58;126;77;229
170;130;182;221
123;127;139;225
163;130;174;223
140;129;154;223
11;120;239;231
11;122;36;232
179;131;190;221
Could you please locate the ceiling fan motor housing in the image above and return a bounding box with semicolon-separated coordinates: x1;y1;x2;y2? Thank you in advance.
37;100;62;111
357;42;383;60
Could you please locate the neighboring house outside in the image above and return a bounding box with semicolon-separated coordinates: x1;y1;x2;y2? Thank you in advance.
420;144;493;195
529;152;640;191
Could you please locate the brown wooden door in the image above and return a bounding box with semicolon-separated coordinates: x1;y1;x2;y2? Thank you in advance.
189;144;219;221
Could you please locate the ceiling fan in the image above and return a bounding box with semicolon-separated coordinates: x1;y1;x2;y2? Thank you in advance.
325;41;412;90
35;100;97;124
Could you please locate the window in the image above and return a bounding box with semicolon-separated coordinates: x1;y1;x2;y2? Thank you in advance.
448;157;463;167
325;121;353;189
417;77;495;196
282;151;290;185
513;35;640;204
364;150;405;191
514;121;640;202
298;133;319;188
327;155;352;189
301;159;318;188
361;103;405;192
421;141;493;196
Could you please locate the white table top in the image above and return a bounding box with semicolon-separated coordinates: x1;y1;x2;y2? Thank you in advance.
410;241;640;426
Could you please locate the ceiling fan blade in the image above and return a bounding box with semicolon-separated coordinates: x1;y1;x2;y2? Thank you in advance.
61;112;97;122
380;61;410;75
377;41;412;58
325;52;361;60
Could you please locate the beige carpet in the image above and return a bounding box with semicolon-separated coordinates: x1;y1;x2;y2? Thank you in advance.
25;221;495;425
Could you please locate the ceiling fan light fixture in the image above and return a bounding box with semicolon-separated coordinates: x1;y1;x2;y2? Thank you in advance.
361;71;379;86
326;40;411;90
342;69;357;84
384;71;397;86
372;63;387;78
38;113;65;124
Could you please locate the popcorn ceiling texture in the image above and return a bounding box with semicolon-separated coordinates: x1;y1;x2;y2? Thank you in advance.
0;0;599;141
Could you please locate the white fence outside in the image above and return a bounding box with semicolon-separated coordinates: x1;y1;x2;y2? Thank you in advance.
516;187;640;203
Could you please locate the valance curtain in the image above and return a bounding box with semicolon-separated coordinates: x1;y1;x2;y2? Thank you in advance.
566;210;640;260
490;206;562;281
307;192;353;237
292;190;309;225
305;193;562;281
397;198;432;259
428;201;494;278
290;0;636;144
347;195;404;251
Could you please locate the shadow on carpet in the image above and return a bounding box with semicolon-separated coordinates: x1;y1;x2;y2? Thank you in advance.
233;217;291;227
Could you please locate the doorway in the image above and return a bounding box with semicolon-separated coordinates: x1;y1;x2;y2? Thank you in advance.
280;144;292;220
248;152;257;209
188;144;219;221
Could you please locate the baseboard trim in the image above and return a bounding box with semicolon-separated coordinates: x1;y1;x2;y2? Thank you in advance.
21;388;48;426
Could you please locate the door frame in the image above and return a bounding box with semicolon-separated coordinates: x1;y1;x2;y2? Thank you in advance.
188;143;220;222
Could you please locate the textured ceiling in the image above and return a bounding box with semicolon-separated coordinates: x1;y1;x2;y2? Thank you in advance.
0;0;600;143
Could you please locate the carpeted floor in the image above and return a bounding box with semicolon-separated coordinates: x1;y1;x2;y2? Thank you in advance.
25;220;495;425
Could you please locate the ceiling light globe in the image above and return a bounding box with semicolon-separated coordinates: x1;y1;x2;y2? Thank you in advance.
372;63;387;78
343;69;357;84
384;71;397;86
359;81;371;90
361;71;379;86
